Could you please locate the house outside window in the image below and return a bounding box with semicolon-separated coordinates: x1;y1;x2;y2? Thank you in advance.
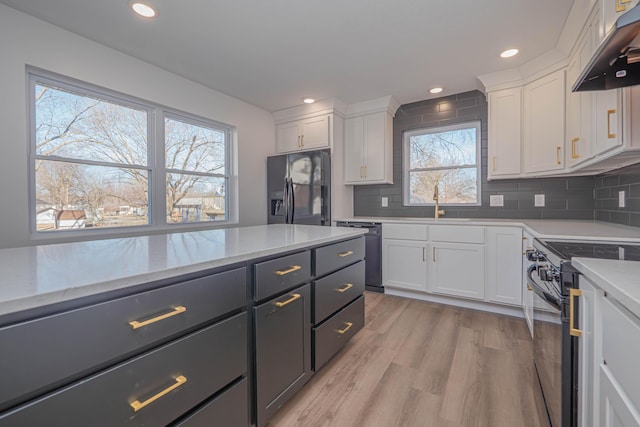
29;69;234;235
403;121;481;206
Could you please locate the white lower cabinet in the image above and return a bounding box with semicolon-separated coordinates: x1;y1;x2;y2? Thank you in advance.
599;365;640;427
382;238;427;292
427;242;485;300
485;227;522;306
577;277;601;427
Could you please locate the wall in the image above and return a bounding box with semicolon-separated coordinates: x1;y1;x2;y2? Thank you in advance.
0;5;274;249
595;163;640;227
353;91;596;220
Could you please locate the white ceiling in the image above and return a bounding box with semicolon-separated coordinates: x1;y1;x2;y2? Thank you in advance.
0;0;575;112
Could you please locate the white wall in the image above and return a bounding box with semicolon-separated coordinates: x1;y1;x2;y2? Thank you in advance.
0;4;274;249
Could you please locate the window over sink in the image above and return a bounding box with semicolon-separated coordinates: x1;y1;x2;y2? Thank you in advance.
29;68;234;236
402;121;481;206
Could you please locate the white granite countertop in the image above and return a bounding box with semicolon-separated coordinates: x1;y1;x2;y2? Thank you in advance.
337;217;640;242
573;258;640;317
0;224;367;318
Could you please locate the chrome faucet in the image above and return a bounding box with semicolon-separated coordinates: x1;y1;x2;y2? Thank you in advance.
433;184;445;219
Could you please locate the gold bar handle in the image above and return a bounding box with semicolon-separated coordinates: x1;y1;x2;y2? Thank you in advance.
608;109;616;139
527;284;533;291
616;0;628;12
570;288;583;337
300;134;304;147
556;146;562;165
297;135;301;147
572;137;580;159
336;283;353;293
130;375;187;412
129;306;187;330
338;250;354;257
274;293;301;307
336;322;353;335
274;265;302;276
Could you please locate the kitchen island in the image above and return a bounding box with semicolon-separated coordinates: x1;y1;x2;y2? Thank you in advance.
0;224;367;427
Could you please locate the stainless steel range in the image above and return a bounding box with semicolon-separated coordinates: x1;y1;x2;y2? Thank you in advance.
526;238;640;427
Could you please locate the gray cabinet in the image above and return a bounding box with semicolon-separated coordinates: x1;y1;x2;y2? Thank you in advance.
173;378;248;427
254;284;311;427
0;313;247;426
313;260;365;324
0;268;249;426
313;296;364;370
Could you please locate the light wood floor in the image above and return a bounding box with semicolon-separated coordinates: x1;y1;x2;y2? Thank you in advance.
266;292;545;427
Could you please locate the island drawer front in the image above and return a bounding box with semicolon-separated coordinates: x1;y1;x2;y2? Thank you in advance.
602;296;640;407
254;251;311;301
314;237;365;277
0;312;247;427
0;267;246;412
173;378;248;427
429;225;484;243
313;261;365;324
313;295;364;371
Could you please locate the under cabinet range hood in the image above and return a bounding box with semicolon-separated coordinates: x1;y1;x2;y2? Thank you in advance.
573;4;640;92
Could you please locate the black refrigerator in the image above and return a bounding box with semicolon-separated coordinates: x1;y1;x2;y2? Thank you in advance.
267;149;331;226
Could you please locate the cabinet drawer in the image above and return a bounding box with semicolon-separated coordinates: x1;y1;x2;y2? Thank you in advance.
254;251;311;301
0;267;246;412
313;261;365;324
383;223;428;240
313;295;364;371
0;313;247;426
314;237;365;277
173;378;248;427
429;225;484;243
602;296;640;407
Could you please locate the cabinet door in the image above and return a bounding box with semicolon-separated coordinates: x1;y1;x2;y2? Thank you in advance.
488;88;522;176
523;69;566;173
485;227;522;306
567;32;594;167
578;277;600;427
428;242;485;300
300;115;329;150
593;90;622;155
362;111;387;182
344;116;365;183
254;284;311;427
599;365;640;427
276;121;302;153
382;238;427;292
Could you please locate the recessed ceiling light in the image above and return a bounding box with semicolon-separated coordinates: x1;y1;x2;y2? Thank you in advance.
500;48;519;58
429;87;443;94
302;98;315;104
131;2;157;18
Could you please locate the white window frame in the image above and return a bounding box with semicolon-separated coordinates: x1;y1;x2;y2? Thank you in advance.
402;121;481;206
28;67;236;242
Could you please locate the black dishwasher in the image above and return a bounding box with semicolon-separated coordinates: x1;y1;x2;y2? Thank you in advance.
336;221;382;293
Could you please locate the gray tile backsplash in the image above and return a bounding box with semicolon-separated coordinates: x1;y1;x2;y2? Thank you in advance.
353;91;596;221
594;163;640;227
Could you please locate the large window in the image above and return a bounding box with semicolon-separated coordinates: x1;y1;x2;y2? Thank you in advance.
403;121;481;206
30;70;233;234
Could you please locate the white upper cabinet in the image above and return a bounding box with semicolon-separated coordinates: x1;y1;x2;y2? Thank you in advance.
488;88;522;177
523;69;566;173
567;29;594;167
275;115;330;153
344;111;392;184
343;96;398;185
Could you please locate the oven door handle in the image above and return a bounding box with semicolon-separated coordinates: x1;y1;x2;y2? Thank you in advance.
527;264;562;311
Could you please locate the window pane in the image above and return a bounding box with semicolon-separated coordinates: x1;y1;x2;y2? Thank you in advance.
167;173;226;223
35;160;149;231
35;84;148;166
165;117;226;174
409;168;478;204
409;127;477;169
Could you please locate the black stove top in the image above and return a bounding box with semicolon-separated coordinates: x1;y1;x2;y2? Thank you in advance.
543;240;640;261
